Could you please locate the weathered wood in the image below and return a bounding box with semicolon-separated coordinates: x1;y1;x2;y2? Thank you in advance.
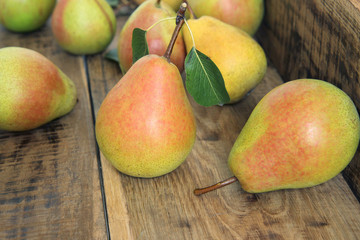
257;0;360;200
0;23;107;239
86;15;132;239
86;15;360;239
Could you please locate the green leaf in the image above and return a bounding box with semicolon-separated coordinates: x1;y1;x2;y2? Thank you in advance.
104;48;119;63
185;47;230;107
106;0;119;7
132;28;149;64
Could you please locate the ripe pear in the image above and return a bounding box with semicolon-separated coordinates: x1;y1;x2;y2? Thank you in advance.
95;55;196;178
51;0;116;55
134;0;182;11
187;0;264;35
182;16;267;103
228;79;360;193
117;0;186;73
0;0;56;32
0;47;77;132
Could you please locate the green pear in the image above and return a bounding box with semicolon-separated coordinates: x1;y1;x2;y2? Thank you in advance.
183;16;267;103
0;0;56;32
95;55;196;178
187;0;264;35
51;0;116;55
117;0;186;73
0;47;77;131
195;79;360;194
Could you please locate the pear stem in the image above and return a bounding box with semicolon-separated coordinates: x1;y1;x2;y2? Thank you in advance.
163;2;187;62
183;0;197;19
194;176;238;196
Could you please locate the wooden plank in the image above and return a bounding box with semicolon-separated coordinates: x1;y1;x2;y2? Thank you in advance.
257;0;360;200
0;23;107;239
87;15;360;239
86;15;133;240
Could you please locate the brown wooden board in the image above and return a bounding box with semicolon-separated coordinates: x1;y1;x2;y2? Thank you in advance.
0;23;107;239
257;0;360;199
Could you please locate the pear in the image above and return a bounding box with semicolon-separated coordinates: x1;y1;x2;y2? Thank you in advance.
51;0;116;55
187;0;264;35
0;47;77;131
182;16;267;103
95;55;196;178
195;79;360;194
134;0;183;11
0;0;56;32
117;0;186;73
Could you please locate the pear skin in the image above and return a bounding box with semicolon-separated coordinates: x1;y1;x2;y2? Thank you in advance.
0;0;56;33
183;16;267;103
0;47;77;131
134;0;183;11
51;0;116;55
187;0;264;35
95;55;196;178
117;0;186;73
228;79;360;193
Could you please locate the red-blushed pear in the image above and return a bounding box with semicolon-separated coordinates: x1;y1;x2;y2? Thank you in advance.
117;0;186;73
51;0;116;55
96;3;195;178
195;79;360;194
95;55;196;177
0;47;77;131
187;0;264;35
0;0;56;33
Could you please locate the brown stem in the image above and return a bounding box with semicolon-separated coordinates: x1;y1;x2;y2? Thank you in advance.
194;176;238;196
183;0;197;19
163;2;187;61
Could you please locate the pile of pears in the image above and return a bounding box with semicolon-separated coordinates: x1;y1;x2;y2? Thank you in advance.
0;0;359;197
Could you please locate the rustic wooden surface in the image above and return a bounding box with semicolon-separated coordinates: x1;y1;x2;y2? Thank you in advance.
0;25;107;239
257;0;360;199
1;3;360;240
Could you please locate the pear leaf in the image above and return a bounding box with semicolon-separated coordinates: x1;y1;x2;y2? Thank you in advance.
132;28;149;64
104;48;119;63
185;47;230;106
106;0;119;7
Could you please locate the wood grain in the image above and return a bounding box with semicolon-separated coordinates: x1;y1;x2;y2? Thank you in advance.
85;15;360;239
0;23;107;239
86;15;133;240
257;0;360;200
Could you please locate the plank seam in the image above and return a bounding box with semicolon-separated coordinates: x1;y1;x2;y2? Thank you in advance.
83;56;111;240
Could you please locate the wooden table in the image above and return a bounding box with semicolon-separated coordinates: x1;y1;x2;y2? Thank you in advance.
1;1;360;239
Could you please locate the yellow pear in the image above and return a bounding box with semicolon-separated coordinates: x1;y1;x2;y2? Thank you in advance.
183;16;267;103
95;55;196;178
134;0;182;11
229;79;360;192
0;47;77;131
195;79;360;194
